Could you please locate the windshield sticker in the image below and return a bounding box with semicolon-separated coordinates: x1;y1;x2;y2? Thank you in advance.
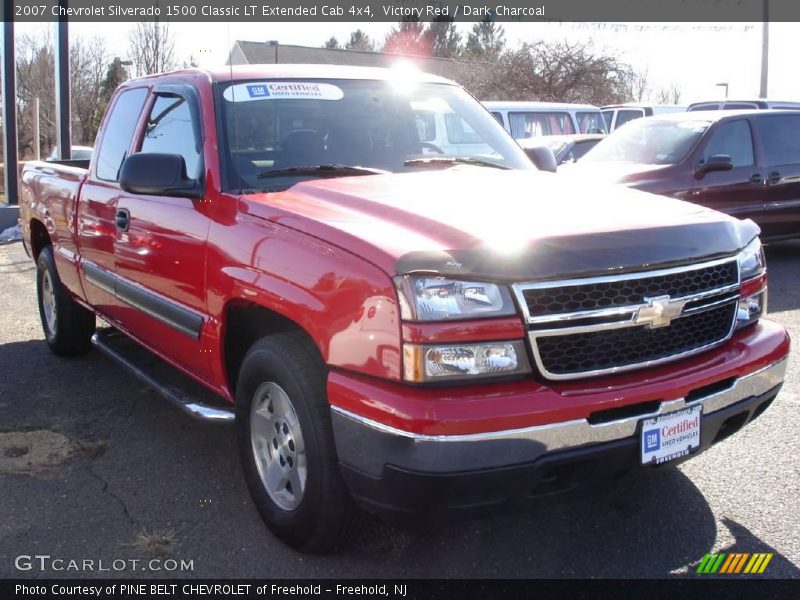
224;82;344;102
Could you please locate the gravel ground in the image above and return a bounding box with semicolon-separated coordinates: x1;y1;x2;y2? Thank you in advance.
0;240;797;579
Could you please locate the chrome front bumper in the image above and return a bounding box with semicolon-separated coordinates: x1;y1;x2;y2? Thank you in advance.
331;357;787;477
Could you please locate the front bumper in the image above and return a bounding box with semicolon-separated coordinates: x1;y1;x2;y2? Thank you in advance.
329;321;789;520
337;383;781;522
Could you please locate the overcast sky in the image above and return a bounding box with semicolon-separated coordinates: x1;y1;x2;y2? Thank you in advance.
16;20;800;103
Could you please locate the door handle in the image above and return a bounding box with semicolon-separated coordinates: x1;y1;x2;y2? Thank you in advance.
749;173;764;184
768;171;781;183
115;208;130;232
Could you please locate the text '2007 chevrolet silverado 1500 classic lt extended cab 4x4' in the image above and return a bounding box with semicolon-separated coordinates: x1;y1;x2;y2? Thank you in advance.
20;65;790;552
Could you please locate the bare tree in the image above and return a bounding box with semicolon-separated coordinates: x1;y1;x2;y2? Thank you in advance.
16;32;55;158
127;21;176;77
70;36;109;145
624;68;650;103
15;32;118;158
655;83;683;105
458;40;635;105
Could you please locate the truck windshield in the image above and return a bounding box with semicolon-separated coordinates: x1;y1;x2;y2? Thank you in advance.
582;118;710;165
219;78;533;191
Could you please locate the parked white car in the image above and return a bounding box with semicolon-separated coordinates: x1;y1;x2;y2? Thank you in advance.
413;99;495;156
601;104;686;131
47;145;94;161
483;101;608;139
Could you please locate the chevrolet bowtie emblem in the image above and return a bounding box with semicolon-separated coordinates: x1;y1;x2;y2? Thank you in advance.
635;295;687;329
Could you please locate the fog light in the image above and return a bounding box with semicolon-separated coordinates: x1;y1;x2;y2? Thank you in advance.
403;341;531;382
736;290;766;330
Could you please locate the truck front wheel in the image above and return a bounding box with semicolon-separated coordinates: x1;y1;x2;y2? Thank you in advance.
36;246;95;356
235;332;357;552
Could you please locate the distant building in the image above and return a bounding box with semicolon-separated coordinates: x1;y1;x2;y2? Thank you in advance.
226;41;488;84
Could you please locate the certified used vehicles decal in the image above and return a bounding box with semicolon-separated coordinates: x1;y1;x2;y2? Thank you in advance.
223;82;344;102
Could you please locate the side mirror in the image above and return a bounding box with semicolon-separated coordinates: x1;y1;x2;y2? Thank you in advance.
525;146;558;173
695;154;733;178
119;153;201;198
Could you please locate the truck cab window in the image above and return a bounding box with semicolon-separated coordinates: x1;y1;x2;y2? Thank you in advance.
140;95;202;179
702;120;754;167
95;88;148;181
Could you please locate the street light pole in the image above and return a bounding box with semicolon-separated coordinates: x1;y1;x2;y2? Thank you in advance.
716;82;729;99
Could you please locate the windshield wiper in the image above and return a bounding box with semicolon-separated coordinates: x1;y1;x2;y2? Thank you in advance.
403;157;508;170
256;164;388;180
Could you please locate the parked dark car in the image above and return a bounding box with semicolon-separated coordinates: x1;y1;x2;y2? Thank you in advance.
564;110;800;240
518;133;605;165
687;99;800;111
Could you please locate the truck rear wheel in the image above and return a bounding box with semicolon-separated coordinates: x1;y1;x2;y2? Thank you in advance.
36;246;95;356
235;332;357;552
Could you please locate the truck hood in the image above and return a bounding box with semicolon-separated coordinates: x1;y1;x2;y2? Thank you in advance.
241;168;757;281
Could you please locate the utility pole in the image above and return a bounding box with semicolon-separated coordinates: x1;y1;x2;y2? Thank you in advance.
55;1;71;160
2;1;18;206
760;0;769;98
33;97;40;160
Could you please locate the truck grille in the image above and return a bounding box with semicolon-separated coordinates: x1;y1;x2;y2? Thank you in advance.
536;303;737;377
522;261;738;318
513;258;740;380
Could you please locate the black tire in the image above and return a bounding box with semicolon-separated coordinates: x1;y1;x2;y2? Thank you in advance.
235;331;357;552
36;246;95;356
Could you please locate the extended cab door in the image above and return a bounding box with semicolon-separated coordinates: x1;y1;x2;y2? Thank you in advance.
752;113;800;239
688;118;766;224
78;87;149;316
113;85;212;378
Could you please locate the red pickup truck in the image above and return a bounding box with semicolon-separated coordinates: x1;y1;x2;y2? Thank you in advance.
19;66;790;552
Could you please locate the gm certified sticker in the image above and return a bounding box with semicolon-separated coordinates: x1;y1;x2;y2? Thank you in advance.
223;82;344;102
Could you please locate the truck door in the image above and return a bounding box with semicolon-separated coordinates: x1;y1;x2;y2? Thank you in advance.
113;86;212;379
752;113;800;239
689;118;766;225
78;87;149;317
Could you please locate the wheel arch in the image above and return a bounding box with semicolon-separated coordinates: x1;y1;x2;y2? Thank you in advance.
221;298;320;394
29;218;51;261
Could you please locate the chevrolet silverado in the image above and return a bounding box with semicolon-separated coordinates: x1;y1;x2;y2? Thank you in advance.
19;65;790;552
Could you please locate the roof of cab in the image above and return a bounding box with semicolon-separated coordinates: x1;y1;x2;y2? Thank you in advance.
125;64;457;86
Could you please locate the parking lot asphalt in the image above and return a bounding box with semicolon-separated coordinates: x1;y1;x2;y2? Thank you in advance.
0;240;798;579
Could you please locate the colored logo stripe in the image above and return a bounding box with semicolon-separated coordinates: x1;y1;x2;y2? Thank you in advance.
696;552;773;574
744;553;773;574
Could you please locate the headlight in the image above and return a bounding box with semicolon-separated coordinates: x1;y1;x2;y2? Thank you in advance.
395;275;516;321
738;237;765;280
403;341;531;382
736;290;767;330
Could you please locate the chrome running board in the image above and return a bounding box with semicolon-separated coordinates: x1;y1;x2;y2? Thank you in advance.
91;330;235;423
